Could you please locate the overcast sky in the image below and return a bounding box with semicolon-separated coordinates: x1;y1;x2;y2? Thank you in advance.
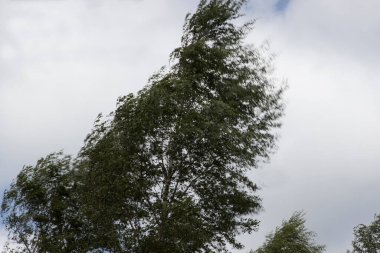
0;0;380;252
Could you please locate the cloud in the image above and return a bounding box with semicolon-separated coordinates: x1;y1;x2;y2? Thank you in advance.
0;0;198;183
240;0;380;252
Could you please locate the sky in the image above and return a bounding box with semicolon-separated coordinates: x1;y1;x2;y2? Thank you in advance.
0;0;379;252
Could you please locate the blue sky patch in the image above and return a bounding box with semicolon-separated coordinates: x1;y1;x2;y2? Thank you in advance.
275;0;290;12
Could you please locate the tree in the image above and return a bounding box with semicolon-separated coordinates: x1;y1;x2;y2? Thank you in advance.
252;212;325;253
351;214;380;253
1;152;88;253
76;0;283;252
2;0;283;252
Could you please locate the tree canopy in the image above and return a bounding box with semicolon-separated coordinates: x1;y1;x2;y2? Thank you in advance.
252;212;325;253
1;153;86;253
1;0;283;252
351;214;380;253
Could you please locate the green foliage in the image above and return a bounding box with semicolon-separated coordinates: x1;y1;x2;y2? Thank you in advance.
76;1;282;252
351;214;380;253
1;0;283;252
252;212;325;253
1;152;87;253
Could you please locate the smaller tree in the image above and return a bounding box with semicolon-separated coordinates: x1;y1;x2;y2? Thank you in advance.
252;211;325;253
351;214;380;253
1;152;86;253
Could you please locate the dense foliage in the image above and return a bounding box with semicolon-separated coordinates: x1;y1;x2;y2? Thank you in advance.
351;214;380;253
252;212;325;253
1;153;86;253
1;0;283;252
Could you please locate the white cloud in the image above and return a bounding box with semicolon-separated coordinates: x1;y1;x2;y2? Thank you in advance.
240;0;380;252
0;0;198;182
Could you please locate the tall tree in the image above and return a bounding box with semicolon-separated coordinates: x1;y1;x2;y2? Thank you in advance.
351;214;380;253
77;0;282;252
2;0;283;252
252;212;325;253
